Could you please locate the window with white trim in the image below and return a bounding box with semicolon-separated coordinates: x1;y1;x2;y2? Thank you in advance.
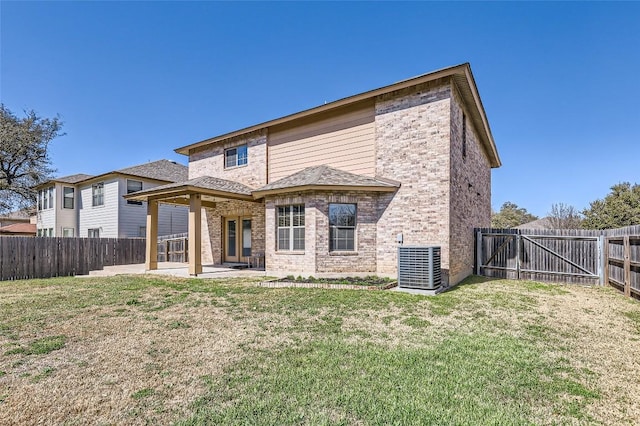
329;203;356;251
277;205;305;251
62;228;74;237
88;228;100;238
224;144;248;168
63;187;74;209
92;183;104;206
126;180;143;205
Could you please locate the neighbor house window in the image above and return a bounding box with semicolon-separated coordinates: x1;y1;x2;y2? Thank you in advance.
88;228;100;238
126;180;143;205
329;203;356;251
277;205;305;251
48;187;53;209
138;226;146;238
62;228;74;237
37;190;42;210
42;187;53;210
63;187;74;209
224;144;248;168
92;183;104;206
462;112;467;159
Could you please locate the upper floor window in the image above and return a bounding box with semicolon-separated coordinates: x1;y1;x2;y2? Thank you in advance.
277;205;305;251
126;180;143;205
92;183;104;206
39;187;54;210
63;187;74;209
329;203;356;251
225;144;248;168
88;228;100;238
462;112;467;159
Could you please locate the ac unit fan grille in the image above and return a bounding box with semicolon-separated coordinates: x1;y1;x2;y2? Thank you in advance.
398;246;441;290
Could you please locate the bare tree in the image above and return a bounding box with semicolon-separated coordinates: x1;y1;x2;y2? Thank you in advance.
547;203;582;229
0;104;63;213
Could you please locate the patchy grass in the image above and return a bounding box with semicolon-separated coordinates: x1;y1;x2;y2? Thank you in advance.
0;274;638;425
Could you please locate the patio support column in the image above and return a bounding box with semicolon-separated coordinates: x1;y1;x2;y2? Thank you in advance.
145;199;158;271
188;193;203;276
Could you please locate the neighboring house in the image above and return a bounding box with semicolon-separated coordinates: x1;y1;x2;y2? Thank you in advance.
514;217;553;230
0;209;32;228
127;63;501;285
0;222;36;236
35;160;189;238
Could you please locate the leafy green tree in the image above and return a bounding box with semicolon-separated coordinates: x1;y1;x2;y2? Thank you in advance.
491;202;538;228
582;182;640;229
0;104;63;213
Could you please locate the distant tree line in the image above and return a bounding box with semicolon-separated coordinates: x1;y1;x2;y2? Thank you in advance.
492;182;640;230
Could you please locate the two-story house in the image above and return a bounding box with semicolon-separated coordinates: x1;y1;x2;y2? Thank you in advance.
126;64;501;285
35;160;189;238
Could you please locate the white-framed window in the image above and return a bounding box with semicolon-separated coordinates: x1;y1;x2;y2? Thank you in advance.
138;226;146;237
62;228;74;237
224;144;248;168
126;180;143;205
92;183;104;206
63;187;74;209
88;228;100;238
277;205;305;251
40;187;53;210
48;228;54;237
329;203;356;251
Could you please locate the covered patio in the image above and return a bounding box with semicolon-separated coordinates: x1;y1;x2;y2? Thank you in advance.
124;176;260;276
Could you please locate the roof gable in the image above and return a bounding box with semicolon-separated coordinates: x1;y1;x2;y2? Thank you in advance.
174;63;501;168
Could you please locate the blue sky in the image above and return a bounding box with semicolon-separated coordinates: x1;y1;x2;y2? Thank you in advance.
1;2;639;217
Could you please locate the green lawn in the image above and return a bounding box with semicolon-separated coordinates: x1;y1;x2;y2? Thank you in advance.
0;275;639;425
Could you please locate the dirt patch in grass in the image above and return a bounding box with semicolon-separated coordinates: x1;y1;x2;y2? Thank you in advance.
273;275;396;288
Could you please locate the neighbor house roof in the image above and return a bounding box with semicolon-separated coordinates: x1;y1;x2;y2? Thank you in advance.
55;174;94;184
252;165;400;198
0;222;36;235
0;209;32;221
124;175;255;204
35;160;188;189
513;217;552;230
175;63;501;168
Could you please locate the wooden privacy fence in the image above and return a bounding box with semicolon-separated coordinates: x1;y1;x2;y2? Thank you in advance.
157;233;188;263
0;237;146;281
476;225;640;299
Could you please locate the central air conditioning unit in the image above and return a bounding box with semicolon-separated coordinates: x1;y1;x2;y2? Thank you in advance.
397;246;441;290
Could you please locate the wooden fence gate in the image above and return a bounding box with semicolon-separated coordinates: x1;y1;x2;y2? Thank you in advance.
476;229;603;285
475;225;640;300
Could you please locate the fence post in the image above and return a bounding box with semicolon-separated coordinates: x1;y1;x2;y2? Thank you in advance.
600;236;607;286
516;232;521;280
624;235;631;297
476;231;482;276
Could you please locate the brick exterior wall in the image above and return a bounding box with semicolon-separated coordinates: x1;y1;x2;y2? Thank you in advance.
200;200;264;265
188;130;267;188
374;79;453;283
264;191;379;276
448;85;492;284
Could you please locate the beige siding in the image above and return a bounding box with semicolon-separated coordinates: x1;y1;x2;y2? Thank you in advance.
268;101;376;181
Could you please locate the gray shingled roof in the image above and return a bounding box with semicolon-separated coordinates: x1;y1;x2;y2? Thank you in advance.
130;175;254;197
117;159;188;183
513;217;553;230
254;165;399;193
55;174;94;184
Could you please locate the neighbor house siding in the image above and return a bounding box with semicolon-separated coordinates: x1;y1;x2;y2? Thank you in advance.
56;183;77;236
117;177;188;238
268;101;376;181
374;79;452;282
448;85;492;284
78;178;119;238
189;130;267;188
